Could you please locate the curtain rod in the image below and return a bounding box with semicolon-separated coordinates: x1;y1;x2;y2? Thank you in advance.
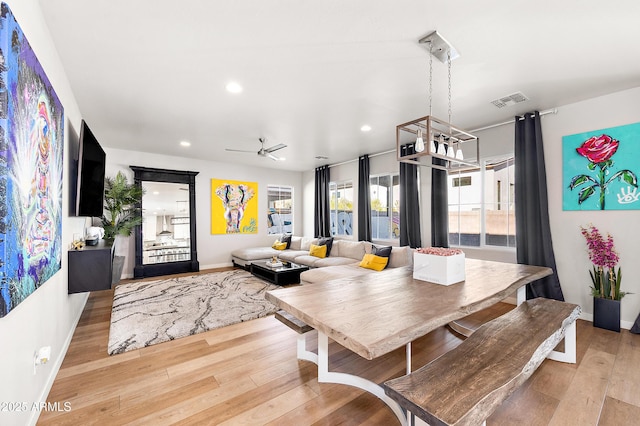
469;108;558;133
327;148;395;169
325;108;558;169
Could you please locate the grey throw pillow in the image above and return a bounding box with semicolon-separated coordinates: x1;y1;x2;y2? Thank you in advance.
372;245;392;268
317;237;334;256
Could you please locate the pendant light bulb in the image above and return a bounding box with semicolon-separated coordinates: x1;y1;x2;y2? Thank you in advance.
415;129;425;153
447;144;456;158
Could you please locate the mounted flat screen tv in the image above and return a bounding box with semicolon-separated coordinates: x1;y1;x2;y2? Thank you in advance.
75;119;106;217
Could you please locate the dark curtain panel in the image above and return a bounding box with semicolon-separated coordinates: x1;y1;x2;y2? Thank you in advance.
431;141;449;248
399;145;422;248
515;111;564;301
358;155;372;242
314;165;331;237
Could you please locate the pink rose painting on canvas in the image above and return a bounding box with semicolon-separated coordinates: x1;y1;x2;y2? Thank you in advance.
563;123;639;210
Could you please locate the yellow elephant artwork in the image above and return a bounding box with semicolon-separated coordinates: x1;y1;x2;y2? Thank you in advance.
211;178;258;234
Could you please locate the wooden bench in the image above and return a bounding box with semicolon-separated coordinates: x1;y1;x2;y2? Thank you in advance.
274;310;317;364
383;298;581;426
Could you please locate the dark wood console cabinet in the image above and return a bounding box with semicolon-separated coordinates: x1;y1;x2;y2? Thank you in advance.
68;240;114;294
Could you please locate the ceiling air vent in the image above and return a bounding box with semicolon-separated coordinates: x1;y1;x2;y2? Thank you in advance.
491;92;529;108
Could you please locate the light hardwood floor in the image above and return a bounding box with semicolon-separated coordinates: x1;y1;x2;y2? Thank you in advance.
39;269;640;425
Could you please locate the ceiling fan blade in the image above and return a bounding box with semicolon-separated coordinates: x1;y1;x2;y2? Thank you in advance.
225;148;255;153
267;153;283;161
265;143;287;153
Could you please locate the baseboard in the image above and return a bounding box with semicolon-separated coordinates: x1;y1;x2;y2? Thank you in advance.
29;292;89;425
200;261;234;270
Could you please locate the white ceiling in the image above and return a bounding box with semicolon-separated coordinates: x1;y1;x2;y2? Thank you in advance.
142;181;189;217
39;0;640;172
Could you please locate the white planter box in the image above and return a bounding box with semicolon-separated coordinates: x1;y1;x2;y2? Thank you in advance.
413;252;465;285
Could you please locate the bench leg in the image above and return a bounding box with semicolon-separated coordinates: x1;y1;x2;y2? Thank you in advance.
517;286;526;305
516;287;576;364
547;320;577;364
317;332;408;426
297;332;318;364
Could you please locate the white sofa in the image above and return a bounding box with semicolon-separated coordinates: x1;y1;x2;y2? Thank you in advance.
230;237;414;284
299;244;413;284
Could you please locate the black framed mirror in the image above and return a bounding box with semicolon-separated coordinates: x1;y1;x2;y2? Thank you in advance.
131;166;199;278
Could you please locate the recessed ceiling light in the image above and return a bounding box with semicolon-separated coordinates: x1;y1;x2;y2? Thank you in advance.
153;191;160;195
180;140;191;147
226;81;243;93
360;125;372;132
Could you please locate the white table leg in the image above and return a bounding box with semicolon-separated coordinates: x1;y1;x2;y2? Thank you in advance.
297;332;318;364
317;332;408;426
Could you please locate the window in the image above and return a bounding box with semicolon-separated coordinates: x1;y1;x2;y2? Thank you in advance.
452;176;472;187
448;156;516;248
329;181;353;236
370;174;400;240
267;185;293;235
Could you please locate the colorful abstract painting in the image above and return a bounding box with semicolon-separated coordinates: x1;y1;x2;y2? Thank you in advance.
211;178;258;234
0;4;64;318
563;122;639;211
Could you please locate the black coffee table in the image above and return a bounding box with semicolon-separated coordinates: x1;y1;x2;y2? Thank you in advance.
250;261;309;286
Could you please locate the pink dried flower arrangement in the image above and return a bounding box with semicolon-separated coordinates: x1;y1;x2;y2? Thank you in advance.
580;224;624;300
416;247;464;256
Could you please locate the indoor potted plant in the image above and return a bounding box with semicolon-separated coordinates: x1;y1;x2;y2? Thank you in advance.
101;171;144;243
580;224;626;332
101;171;144;283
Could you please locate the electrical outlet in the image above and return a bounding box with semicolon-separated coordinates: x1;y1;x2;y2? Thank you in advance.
34;346;51;374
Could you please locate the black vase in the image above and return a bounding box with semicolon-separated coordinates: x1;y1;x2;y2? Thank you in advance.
593;297;621;332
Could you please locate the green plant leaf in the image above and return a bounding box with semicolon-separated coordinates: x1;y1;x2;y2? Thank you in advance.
605;169;638;187
588;162;597;170
578;186;596;204
569;174;597;189
101;171;145;241
621;170;638;187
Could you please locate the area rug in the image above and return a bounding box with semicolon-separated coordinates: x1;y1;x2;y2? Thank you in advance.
107;269;279;355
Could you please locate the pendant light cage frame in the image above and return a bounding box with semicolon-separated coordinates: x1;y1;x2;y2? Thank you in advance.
396;115;480;172
396;31;480;172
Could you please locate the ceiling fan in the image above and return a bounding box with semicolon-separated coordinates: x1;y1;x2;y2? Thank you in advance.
225;137;287;161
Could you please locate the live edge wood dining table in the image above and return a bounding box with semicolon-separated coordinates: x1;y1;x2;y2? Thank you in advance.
265;259;559;425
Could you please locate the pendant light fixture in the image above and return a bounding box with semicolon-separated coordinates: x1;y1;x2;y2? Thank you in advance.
158;210;172;236
396;31;479;172
415;129;425;152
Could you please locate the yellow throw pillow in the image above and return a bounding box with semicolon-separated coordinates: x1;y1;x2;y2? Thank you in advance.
309;243;327;258
272;242;287;250
359;253;388;271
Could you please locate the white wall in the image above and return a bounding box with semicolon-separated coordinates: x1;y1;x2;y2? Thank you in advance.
545;87;640;328
479;87;640;328
0;1;89;425
104;148;304;276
